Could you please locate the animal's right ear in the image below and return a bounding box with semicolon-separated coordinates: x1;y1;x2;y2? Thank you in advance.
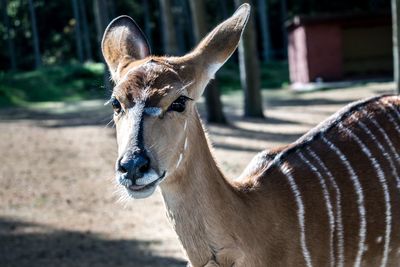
171;4;250;100
101;16;150;81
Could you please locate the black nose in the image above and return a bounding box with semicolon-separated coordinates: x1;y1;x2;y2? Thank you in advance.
118;152;150;181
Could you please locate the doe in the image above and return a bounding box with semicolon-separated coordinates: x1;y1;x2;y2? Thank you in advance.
102;4;400;267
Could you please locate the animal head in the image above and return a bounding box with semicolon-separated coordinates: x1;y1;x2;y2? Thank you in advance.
102;4;250;198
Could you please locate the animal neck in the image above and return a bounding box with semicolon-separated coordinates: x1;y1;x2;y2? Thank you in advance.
160;110;245;266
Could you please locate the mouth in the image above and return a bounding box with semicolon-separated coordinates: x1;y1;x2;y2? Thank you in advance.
117;170;166;199
127;171;166;192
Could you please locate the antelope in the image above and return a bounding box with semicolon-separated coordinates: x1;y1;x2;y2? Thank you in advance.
101;4;400;267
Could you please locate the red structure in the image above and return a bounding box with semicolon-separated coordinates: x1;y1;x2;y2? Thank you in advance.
287;14;392;85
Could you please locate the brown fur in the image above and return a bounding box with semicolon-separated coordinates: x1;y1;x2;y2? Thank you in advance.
102;4;400;267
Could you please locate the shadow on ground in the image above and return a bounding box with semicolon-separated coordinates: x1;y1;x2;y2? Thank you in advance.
0;217;187;267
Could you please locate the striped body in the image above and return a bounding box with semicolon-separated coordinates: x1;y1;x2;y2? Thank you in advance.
250;95;400;266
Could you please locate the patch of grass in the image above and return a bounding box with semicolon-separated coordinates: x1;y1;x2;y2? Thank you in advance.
217;60;289;94
0;61;289;107
0;63;106;107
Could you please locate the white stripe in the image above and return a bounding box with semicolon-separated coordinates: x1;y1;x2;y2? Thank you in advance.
364;112;400;166
388;103;400;120
298;151;335;267
307;147;345;267
321;135;367;267
184;137;188;151
358;120;400;190
339;123;392;267
280;164;313;267
176;153;183;169
384;105;400;135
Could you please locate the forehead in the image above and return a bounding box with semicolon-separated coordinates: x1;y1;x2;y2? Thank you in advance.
114;59;182;107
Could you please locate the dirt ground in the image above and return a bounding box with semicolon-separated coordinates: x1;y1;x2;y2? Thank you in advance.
0;82;395;267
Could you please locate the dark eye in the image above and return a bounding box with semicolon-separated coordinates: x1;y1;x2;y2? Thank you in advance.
112;98;122;114
168;96;191;113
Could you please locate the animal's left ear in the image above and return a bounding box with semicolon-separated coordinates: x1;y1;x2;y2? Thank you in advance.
171;4;250;100
101;15;150;81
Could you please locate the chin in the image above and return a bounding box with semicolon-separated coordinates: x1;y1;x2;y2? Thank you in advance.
126;184;158;199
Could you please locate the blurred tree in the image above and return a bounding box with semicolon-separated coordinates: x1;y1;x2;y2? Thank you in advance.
142;0;153;48
78;0;92;61
256;0;272;62
159;0;179;54
174;0;187;55
28;0;41;68
189;0;227;124
93;0;112;90
2;0;17;70
392;0;400;93
218;0;229;19
71;0;84;63
235;0;264;118
280;0;288;59
108;0;116;19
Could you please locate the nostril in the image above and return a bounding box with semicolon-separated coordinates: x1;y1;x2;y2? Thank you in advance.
139;163;149;173
119;164;128;173
118;158;128;174
139;157;150;173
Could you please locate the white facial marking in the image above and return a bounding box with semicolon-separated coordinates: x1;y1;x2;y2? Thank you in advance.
298;151;335;267
119;176;133;187
280;163;313;267
306;147;344;267
376;236;383;244
144;107;163;117
135;169;160;186
322;135;366;267
127;185;157;199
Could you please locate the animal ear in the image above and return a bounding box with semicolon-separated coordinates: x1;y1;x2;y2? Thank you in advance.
101;15;150;81
174;4;250;99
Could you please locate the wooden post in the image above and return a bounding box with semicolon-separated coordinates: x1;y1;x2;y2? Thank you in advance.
392;0;400;93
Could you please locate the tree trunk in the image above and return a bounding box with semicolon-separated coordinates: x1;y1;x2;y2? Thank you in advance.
178;0;194;48
173;0;186;55
107;0;116;20
93;0;112;90
71;0;84;63
392;0;400;93
28;0;41;68
256;0;273;62
280;0;288;59
142;0;152;48
218;0;229;19
159;0;178;55
235;0;264;118
188;0;227;124
79;0;93;61
2;0;17;71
